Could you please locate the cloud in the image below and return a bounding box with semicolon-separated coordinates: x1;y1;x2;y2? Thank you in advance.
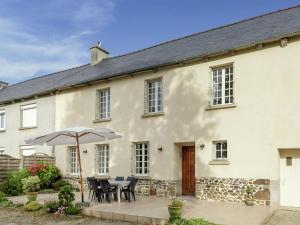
0;0;115;84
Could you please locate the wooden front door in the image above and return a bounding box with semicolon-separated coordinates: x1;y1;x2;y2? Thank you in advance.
182;146;195;196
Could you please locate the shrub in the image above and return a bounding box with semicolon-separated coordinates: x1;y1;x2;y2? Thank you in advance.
53;180;71;190
65;205;80;215
0;191;7;202
24;201;42;211
22;176;41;193
58;185;74;207
28;163;62;189
0;200;14;208
171;198;183;207
169;218;218;225
3;169;30;196
44;200;59;213
14;203;24;208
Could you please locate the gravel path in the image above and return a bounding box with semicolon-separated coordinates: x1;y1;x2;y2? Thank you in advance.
265;209;300;225
0;208;133;225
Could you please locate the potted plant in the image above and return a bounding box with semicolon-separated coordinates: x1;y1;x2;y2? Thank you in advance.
22;176;41;202
168;198;183;221
245;186;255;206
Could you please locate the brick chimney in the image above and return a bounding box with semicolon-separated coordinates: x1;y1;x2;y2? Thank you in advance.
0;81;8;90
90;42;109;65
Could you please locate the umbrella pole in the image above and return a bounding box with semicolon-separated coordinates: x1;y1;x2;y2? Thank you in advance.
76;133;84;203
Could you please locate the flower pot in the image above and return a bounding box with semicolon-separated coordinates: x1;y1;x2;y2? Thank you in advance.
26;192;38;202
245;199;255;206
168;205;182;219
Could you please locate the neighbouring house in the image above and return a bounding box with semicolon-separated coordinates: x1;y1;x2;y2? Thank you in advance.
1;5;300;207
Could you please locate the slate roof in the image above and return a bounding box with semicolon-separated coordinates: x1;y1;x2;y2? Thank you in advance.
1;5;300;104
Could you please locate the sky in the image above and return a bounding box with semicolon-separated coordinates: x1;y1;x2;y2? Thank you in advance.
0;0;300;84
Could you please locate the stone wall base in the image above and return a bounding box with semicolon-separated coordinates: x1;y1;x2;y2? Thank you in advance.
196;177;270;205
62;176;176;198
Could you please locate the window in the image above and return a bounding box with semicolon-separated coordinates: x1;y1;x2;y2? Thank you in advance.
20;145;36;156
0;110;5;131
21;104;37;128
70;146;79;175
97;145;109;174
134;142;149;175
214;141;227;160
212;66;233;105
0;147;4;155
97;88;110;120
146;79;163;113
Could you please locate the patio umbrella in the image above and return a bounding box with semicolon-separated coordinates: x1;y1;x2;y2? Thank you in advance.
25;126;122;202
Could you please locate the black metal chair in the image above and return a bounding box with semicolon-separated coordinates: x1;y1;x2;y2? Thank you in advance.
122;178;137;202
90;178;102;202
100;179;117;203
115;176;125;181
86;177;94;199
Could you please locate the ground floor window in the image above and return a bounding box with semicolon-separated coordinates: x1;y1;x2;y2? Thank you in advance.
69;146;79;175
97;144;109;174
134;142;149;175
0;147;4;155
214;141;227;160
20;145;36;156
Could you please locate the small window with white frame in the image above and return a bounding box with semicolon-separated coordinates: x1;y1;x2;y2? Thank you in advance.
69;146;79;175
213;141;228;160
97;144;109;174
20;145;36;156
145;78;163;114
0;110;5;131
134;142;149;175
96;88;110;120
0;147;4;155
211;65;234;105
20;103;37;128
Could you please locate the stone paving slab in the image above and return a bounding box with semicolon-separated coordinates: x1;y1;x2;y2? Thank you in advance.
8;192;276;225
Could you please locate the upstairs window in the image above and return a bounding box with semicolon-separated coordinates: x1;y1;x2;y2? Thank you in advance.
97;144;109;174
146;79;163;114
21;103;37;128
97;88;110;120
134;142;149;175
212;66;234;105
0;110;5;131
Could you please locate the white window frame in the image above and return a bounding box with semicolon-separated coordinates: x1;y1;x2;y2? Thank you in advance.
146;78;163;114
97;144;109;175
0;147;4;155
20;103;37;128
211;65;234;106
20;145;36;156
97;88;110;119
213;141;228;160
0;110;5;131
134;142;149;176
70;146;79;175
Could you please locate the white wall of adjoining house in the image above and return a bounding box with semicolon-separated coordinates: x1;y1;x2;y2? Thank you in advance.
0;96;55;158
55;39;300;183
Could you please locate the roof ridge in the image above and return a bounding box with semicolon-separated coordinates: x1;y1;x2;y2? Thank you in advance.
108;4;300;60
2;63;89;89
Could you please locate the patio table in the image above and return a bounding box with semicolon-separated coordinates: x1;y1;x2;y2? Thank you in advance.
109;180;130;203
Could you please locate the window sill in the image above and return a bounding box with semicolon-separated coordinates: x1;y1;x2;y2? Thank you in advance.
134;175;151;179
19;126;37;130
205;104;237;111
209;160;230;165
0;129;5;133
142;112;164;118
93;118;111;123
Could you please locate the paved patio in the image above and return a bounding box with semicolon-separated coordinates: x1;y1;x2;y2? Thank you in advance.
8;192;276;225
